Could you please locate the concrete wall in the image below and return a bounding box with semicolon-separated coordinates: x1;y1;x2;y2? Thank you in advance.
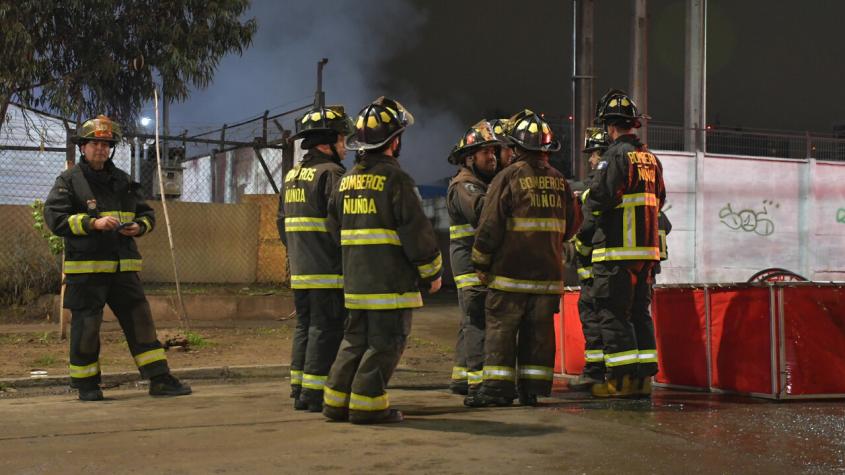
241;194;288;284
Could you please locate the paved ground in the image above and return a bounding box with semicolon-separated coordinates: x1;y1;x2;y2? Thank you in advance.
3;291;845;473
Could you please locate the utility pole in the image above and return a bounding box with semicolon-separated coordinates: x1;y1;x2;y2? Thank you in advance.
572;0;596;181
630;0;649;145
684;0;707;152
162;83;170;163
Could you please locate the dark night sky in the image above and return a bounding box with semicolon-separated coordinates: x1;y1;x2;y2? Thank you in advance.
171;0;845;183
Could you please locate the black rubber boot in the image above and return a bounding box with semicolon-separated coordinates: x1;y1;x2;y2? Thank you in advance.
464;388;513;408
149;374;192;397
78;387;104;401
518;393;539;406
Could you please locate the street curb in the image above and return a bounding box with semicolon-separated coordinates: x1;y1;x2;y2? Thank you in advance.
0;365;451;390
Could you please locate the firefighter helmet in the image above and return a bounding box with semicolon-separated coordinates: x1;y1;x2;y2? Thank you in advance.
75;115;122;145
582;127;609;153
448;120;503;165
293;105;354;146
507;112;560;153
347;96;414;151
594;89;649;127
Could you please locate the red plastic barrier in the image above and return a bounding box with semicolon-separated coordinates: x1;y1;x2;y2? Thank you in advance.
653;287;708;388
562;291;584;375
781;286;845;396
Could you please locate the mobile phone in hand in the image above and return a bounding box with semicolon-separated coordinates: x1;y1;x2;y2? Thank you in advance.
116;222;131;231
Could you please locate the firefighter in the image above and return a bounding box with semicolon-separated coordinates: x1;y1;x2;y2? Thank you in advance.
277;105;353;411
491;118;515;169
469;111;579;407
586;89;666;398
446;120;501;395
322;97;442;424
568;128;610;391
44;115;190;401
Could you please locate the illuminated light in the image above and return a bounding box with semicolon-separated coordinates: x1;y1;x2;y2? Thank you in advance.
140;117;152;127
568;115;574;121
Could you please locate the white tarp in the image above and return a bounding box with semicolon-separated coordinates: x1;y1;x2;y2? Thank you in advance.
656;151;845;283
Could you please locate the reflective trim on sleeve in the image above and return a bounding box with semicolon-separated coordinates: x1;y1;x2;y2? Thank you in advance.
417;254;442;279
591;246;660;262
451;366;468;380
449;224;475;240
323;386;349;408
290;274;343;289
518;365;554;381
134;348;166;368
471;247;491;266
573;236;592;256
349;392;390;412
585;350;605;363
615;192;658;208
638;349;658;364
340;228;401;246
344;292;423;310
120;259;143;272
577;266;593;280
100;211;137;222
454;273;483;289
64;260;119;274
290;370;303;385
69;361;100;379
467;370;483;386
605;350;639;367
488;276;563;294
507;217;566;233
483;365;516;382
302;373;328;390
659;230;668;260
68;213;89;236
285;217;329;232
138;216;153;234
581;188;591;204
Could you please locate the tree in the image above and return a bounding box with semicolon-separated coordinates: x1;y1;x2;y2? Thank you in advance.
0;0;256;129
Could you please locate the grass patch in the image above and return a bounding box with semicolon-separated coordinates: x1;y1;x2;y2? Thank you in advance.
32;354;59;367
186;331;213;349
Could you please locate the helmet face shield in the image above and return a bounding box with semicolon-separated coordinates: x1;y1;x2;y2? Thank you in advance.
347;96;415;151
583;127;609;153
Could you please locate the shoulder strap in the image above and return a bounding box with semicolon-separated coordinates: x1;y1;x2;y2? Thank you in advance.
67;166;99;218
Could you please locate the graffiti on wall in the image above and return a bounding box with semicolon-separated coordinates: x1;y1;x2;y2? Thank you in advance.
719;200;778;236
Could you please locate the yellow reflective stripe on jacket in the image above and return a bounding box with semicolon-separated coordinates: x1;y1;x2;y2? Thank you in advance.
451;366;468;380
467;370;483;385
349;392;390;411
454;273;483;289
323;386;349;407
449;224;475;239
638;349;658;363
605;350;639;367
471;247;491;266
417;254;442;279
69;361;100;379
285;217;329;232
506;217;566;233
134;348;166;368
659;230;668;260
100;211;137;221
592;246;660;262
302;373;328;390
483;365;516;381
64;260;118;273
585;350;605;363
573;236;592;256
120;259;142;271
290;370;303;385
488;276;563;294
615;192;658;208
518;365;554;381
290;274;343;289
577;266;593;280
68;213;89;236
340;228;401;246
581;188;590;204
138;216;153;234
344;292;423;310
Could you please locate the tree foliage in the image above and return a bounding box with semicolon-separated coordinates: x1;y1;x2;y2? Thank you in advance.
0;0;256;127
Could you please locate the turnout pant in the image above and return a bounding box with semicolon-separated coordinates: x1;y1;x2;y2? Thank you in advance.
577;279;605;380
290;289;346;402
323;308;411;422
592;261;657;380
479;290;558;400
452;286;487;389
64;272;168;389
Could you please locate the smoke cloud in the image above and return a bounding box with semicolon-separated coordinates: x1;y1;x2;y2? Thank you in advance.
170;0;463;185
